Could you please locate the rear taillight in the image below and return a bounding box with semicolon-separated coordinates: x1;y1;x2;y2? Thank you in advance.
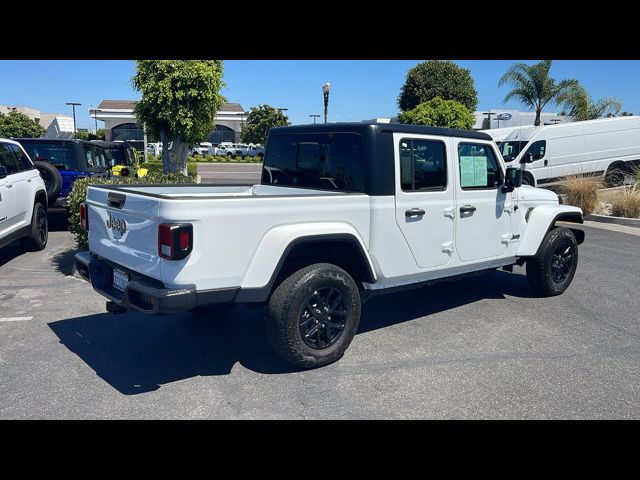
158;223;193;260
80;203;88;230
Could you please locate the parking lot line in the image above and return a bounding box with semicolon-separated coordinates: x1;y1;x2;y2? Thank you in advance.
0;316;34;322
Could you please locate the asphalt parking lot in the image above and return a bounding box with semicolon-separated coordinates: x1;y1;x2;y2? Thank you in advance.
197;162;261;184
1;209;639;418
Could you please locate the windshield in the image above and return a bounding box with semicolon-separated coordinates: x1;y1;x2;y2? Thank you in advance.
18;141;78;170
499;141;529;162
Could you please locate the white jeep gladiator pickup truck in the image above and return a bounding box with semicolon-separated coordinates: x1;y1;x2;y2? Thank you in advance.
75;122;584;368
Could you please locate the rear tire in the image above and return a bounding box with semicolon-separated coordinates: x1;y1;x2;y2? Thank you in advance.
34;161;62;203
266;263;361;369
521;172;534;186
20;202;48;251
604;162;627;187
526;227;578;296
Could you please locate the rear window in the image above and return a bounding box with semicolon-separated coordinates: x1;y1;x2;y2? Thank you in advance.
262;133;363;191
19;141;78;170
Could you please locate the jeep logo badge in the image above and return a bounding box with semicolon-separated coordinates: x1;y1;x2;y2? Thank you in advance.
106;211;127;235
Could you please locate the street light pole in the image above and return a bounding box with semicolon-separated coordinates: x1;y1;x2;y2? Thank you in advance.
309;114;320;124
66;102;81;134
322;82;331;123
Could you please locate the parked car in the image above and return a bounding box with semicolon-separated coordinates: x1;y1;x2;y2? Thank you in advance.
75;122;584;369
211;142;237;157
498;116;640;187
15;138;111;210
0;138;48;251
190;142;212;156
246;143;265;158
91;141;148;178
147;142;162;156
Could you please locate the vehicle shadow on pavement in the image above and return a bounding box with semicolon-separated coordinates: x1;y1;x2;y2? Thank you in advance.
47;270;535;395
360;269;535;334
0;242;27;268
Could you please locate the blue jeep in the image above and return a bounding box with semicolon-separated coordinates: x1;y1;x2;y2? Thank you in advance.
14;138;112;210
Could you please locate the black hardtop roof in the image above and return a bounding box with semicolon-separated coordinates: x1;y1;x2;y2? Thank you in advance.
269;122;492;141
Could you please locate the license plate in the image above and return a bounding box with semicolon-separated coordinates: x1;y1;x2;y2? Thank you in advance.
113;268;129;292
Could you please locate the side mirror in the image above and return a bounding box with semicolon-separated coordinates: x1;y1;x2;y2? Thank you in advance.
502;167;522;193
520;153;534;164
0;165;7;179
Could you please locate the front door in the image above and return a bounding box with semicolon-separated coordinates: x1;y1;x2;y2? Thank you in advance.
394;134;455;268
453;140;512;262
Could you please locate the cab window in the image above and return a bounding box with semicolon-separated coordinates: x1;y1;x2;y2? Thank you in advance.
399;139;447;191
457;143;502;189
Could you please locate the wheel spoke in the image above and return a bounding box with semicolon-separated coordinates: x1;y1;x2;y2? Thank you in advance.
304;325;318;338
299;286;348;349
325;320;344;330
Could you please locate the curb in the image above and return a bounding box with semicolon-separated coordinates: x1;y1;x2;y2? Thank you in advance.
584;214;640;228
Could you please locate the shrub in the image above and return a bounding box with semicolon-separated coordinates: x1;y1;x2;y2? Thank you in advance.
141;161;197;177
561;175;603;215
611;187;640;218
68;171;195;250
399;97;475;130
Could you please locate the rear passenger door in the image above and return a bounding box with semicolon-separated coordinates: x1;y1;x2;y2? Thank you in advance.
394;134;455;268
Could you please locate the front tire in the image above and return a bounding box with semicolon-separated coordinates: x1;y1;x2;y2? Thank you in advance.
526;227;578;296
21;202;48;251
266;263;361;368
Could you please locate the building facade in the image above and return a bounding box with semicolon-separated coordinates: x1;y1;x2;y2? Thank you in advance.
0;104;72;134
472;109;570;130
92;100;246;144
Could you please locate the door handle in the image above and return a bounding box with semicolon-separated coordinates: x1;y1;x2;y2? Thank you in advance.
405;208;426;217
6;184;12;188
460;204;476;214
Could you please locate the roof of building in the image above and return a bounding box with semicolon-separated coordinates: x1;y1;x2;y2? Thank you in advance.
97;100;244;112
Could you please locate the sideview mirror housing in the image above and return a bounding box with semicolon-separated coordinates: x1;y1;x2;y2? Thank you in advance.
502;167;522;193
520;152;534;164
0;165;7;179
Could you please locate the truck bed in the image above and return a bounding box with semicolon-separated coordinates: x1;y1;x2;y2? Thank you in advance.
85;183;371;291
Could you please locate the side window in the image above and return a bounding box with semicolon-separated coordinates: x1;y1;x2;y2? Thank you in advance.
10;144;34;171
0;144;22;174
94;146;107;168
399;139;447;191
458;143;502;189
524;140;546;160
83;145;95;169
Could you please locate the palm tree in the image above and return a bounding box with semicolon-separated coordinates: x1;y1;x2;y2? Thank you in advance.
558;84;622;121
499;60;578;126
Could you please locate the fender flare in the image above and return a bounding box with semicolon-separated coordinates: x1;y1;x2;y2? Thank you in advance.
236;223;376;302
517;205;584;256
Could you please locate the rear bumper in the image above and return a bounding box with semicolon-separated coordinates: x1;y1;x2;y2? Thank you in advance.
74;251;238;314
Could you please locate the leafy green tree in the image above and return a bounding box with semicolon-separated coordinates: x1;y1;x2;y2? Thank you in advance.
398;60;478;112
74;131;90;140
241;105;289;145
499;60;578;126
0;110;45;138
399;97;475;130
559;84;622;121
132;60;225;174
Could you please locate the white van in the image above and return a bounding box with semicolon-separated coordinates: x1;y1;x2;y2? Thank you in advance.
498;116;640;187
480;126;527;145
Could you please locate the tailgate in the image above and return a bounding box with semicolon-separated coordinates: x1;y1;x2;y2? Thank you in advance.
86;186;163;280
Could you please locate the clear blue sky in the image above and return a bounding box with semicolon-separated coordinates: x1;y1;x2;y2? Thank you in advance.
1;60;639;131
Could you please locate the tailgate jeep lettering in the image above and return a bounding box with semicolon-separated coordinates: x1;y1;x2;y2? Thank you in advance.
106;211;127;235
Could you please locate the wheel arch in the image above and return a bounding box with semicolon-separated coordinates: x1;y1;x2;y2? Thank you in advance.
35;189;48;212
517;206;584;257
236;229;376;303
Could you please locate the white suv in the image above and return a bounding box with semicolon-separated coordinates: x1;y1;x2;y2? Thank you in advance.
0;138;49;252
